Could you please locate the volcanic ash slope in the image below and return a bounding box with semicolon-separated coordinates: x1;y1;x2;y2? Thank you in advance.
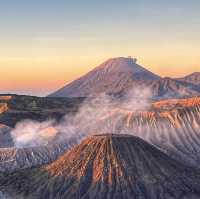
1;134;200;199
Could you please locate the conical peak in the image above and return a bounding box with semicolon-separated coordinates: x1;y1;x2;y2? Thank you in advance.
97;57;142;73
91;133;135;138
46;134;146;171
86;133;143;145
49;56;160;97
106;57;137;64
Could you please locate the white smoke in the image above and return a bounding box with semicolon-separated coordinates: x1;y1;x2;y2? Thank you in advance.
11;86;153;148
121;86;153;111
11;120;58;147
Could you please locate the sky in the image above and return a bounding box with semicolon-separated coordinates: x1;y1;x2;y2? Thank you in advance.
0;0;200;96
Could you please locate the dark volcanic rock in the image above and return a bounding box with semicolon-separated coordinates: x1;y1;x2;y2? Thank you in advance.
0;125;13;148
0;95;84;127
1;134;200;199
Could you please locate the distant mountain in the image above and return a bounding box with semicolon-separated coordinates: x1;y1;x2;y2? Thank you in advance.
177;72;200;86
49;57;160;98
149;77;200;98
1;134;200;199
49;57;200;98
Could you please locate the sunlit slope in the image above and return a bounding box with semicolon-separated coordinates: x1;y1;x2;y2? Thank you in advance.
1;134;200;199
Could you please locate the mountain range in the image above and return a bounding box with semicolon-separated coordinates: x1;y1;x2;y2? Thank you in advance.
49;57;200;98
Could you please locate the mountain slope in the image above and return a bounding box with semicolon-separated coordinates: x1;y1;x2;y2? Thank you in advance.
1;134;200;199
149;77;200;98
0;132;80;172
49;57;160;98
178;72;200;86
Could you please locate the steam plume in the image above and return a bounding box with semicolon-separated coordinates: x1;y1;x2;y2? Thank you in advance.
11;86;153;148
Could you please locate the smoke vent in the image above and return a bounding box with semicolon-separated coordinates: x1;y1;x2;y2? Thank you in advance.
128;56;137;63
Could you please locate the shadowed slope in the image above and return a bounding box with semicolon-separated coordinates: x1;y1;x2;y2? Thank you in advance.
1;134;200;199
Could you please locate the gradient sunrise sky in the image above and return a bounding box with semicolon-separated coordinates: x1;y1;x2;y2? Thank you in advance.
0;0;199;96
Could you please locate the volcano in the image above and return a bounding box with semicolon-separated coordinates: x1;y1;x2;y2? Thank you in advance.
1;134;200;199
49;57;160;98
49;57;200;98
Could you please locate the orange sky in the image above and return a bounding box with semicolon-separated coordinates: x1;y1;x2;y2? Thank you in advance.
0;20;199;96
0;52;199;96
